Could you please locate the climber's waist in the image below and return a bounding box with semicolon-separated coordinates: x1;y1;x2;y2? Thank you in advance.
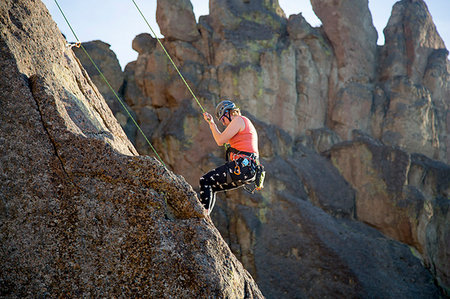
226;147;258;163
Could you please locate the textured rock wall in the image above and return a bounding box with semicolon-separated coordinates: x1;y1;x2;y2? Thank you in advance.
71;0;449;296
0;0;263;297
73;41;137;144
328;133;449;290
378;0;448;162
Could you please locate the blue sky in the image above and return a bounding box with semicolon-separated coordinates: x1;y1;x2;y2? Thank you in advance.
42;0;450;70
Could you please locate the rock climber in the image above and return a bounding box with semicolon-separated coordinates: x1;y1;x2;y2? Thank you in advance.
200;100;261;215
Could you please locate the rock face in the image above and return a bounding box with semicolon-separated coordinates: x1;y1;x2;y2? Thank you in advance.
9;0;449;297
310;0;378;140
97;0;449;296
328;134;449;290
69;0;449;296
311;0;378;84
380;0;446;83
378;0;449;162
72;41;137;144
0;1;263;297
156;0;200;42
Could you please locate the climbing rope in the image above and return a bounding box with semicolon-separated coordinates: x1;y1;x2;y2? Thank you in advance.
130;0;206;114
53;0;167;169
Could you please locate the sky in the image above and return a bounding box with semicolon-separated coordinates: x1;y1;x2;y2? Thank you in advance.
42;0;450;70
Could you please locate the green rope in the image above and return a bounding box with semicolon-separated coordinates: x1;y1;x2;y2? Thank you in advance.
53;0;167;169
131;0;206;114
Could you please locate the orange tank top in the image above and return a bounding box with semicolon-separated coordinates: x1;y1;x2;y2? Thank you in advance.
229;116;259;155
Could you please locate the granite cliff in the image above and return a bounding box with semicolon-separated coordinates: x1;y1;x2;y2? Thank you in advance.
1;0;449;298
0;0;263;297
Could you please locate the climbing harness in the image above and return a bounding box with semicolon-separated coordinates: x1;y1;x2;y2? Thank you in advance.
226;147;258;164
226;147;265;193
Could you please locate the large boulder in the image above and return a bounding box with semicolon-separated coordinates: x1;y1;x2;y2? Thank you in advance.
0;1;263;297
156;0;200;42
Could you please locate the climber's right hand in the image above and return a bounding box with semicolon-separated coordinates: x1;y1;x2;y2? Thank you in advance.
203;112;214;124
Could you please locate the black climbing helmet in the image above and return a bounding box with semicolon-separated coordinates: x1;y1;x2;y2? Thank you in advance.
215;100;236;120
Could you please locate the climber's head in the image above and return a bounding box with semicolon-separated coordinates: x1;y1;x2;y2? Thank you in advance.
215;100;240;124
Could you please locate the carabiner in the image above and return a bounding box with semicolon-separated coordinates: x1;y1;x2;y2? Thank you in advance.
66;41;81;49
234;165;241;175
